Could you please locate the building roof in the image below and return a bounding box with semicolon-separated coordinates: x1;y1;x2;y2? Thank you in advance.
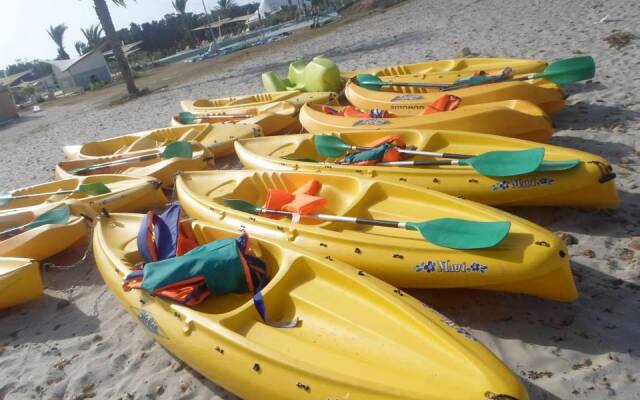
192;14;253;31
102;40;144;58
0;69;35;87
45;48;101;72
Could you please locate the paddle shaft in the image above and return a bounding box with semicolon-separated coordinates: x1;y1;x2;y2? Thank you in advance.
190;113;252;118
347;145;470;159
3;189;79;201
378;81;450;89
378;160;466;167
258;207;405;228
74;153;161;173
0;224;28;239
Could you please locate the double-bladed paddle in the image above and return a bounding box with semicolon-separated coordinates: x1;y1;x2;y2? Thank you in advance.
355;56;595;91
69;141;193;175
454;56;595;86
314;135;580;177
0;205;71;239
223;198;510;250
0;182;111;206
178;111;252;124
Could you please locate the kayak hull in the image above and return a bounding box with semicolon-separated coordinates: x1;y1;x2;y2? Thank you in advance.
0;175;167;214
180;90;339;113
63;124;262;159
345;79;565;115
0;258;42;309
93;212;528;400
341;57;547;80
56;144;215;189
0;206;87;260
176;170;577;301
233;130;618;208
171;101;302;136
299;101;554;143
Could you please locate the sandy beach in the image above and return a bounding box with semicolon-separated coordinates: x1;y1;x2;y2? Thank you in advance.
1;0;640;398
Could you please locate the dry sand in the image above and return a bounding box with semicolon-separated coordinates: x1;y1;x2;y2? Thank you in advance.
1;0;640;398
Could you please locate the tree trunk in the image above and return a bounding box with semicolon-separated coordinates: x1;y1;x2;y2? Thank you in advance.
93;0;139;96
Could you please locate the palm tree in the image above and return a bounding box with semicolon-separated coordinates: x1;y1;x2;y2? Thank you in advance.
216;0;236;18
47;24;70;60
81;24;104;49
172;0;188;14
172;0;194;47
74;41;89;56
92;0;139;96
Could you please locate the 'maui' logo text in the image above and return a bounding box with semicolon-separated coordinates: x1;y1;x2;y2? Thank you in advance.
415;260;488;273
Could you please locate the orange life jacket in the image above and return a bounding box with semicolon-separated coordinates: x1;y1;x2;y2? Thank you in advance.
263;180;327;218
420;94;462;115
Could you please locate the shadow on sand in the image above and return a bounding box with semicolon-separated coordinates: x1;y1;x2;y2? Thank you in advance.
554;101;640;131
0;292;100;346
408;261;640;355
547;135;635;162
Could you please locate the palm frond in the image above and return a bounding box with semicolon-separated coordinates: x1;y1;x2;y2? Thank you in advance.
46;24;68;47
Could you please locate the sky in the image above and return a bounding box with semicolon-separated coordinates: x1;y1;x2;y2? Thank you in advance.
0;0;254;70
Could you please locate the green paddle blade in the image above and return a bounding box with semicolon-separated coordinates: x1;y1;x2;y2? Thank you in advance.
78;182;111;195
354;74;385;91
536;159;581;172
27;205;71;230
406;218;511;249
535;56;595;84
461;148;545;177
0;192;14;205
178;111;197;124
162;141;193;159
223;198;261;215
314;135;351;157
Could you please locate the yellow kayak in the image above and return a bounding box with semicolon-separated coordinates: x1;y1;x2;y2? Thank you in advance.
233;130;618;208
345;79;566;115
170;101;302;136
63;124;261;160
0;258;42;309
180;90;339;113
56;143;214;189
341;57;547;80
94;212;529;399
299;101;554;142
0;175;167;214
0;204;87;260
176;170;577;301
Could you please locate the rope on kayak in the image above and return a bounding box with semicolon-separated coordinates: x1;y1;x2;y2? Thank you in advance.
43;213;95;270
589;160;616;183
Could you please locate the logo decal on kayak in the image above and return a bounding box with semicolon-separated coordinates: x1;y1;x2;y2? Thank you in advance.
491;177;554;191
353;119;391;126
439;316;477;341
138;309;160;335
390;94;424;102
419;303;477;342
416;260;488;273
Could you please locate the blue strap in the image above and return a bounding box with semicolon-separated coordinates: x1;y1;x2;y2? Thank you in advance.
124;269;145;281
136;212;154;263
241;235;298;328
155;204;182;261
253;291;299;328
253;291;267;321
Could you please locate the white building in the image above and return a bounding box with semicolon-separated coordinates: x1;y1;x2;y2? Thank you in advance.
46;49;111;91
0;85;18;124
